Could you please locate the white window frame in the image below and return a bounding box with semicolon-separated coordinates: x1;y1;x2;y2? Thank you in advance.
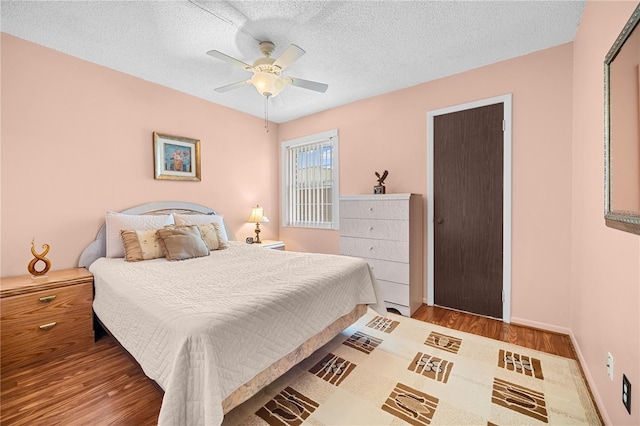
281;129;339;230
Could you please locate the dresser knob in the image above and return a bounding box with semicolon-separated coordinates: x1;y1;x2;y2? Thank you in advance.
369;207;373;211
369;246;374;250
39;322;57;330
369;226;374;231
39;295;56;303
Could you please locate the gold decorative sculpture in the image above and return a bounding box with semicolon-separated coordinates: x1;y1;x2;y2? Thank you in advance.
28;238;51;277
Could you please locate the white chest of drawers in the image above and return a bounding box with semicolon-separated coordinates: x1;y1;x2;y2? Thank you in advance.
339;193;423;316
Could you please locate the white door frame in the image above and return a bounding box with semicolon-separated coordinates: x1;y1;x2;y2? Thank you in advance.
426;94;512;323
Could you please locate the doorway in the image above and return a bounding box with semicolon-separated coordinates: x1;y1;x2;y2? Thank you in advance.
426;95;512;322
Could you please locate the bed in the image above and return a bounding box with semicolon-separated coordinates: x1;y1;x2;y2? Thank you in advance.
79;201;384;425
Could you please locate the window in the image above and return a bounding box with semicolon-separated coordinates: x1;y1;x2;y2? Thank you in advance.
282;129;339;229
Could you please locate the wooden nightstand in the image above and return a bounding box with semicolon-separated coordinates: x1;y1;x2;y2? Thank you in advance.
257;240;285;250
0;268;94;372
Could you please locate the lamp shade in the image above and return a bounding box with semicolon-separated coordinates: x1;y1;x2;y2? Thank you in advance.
251;72;286;98
248;205;270;223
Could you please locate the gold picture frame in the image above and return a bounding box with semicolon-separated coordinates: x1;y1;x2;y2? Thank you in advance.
153;132;201;181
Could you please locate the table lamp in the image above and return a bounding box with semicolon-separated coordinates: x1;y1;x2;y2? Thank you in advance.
247;205;269;244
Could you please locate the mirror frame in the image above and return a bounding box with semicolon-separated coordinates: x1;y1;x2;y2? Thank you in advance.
604;3;640;235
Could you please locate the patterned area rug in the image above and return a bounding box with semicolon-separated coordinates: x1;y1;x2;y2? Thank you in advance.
223;310;601;425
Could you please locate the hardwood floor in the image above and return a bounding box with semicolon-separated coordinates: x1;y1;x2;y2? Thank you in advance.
1;305;581;425
1;336;163;425
412;304;577;358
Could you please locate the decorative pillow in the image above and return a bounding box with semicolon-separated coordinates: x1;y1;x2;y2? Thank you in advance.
105;212;174;258
120;230;144;262
156;225;210;261
120;228;165;262
135;228;166;259
193;222;223;251
173;214;229;242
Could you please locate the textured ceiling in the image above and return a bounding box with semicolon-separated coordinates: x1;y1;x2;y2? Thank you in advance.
1;1;585;123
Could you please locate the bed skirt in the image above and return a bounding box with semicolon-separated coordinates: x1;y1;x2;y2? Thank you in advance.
222;303;368;413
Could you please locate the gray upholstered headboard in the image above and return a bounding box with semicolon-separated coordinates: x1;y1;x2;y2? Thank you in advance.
78;201;235;268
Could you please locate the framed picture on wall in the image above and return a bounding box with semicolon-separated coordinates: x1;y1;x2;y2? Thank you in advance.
153;132;201;181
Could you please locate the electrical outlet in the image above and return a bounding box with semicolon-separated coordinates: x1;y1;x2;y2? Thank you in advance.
623;374;631;414
607;352;614;380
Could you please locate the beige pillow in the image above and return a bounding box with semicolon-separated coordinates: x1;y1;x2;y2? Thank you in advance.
157;225;210;261
195;222;222;251
120;229;165;262
120;230;144;262
173;214;229;242
136;228;165;259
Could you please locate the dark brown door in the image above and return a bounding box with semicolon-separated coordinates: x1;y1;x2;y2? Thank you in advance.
433;103;504;318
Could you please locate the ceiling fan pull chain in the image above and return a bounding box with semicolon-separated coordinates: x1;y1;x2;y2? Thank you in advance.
264;95;269;133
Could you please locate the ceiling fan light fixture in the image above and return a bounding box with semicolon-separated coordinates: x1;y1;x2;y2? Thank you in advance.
208;41;326;102
251;71;286;98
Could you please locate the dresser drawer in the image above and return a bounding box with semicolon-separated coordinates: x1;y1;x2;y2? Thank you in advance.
340;237;409;263
378;279;410;307
340;218;408;242
1;282;93;371
365;258;410;284
340;200;409;220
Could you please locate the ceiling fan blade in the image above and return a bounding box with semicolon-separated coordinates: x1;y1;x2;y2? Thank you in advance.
206;50;253;71
215;79;251;93
273;44;305;71
288;77;328;93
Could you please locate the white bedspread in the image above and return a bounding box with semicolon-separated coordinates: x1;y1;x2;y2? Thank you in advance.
90;242;383;425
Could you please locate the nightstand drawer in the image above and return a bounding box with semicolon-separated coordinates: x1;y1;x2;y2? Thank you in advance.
1;283;92;324
1;272;94;372
1;301;94;370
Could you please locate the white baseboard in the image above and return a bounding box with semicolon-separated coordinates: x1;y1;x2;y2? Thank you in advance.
568;330;611;425
512;317;610;423
510;316;571;335
421;308;609;422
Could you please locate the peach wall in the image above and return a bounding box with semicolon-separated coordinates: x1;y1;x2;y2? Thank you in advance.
279;43;575;330
4;10;638;422
1;34;280;278
571;2;639;424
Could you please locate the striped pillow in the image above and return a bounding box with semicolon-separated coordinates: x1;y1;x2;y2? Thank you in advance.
120;228;165;262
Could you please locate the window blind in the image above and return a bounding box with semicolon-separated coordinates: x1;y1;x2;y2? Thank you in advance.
283;133;337;229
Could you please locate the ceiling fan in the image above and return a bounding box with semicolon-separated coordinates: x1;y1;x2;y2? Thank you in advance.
206;41;328;98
